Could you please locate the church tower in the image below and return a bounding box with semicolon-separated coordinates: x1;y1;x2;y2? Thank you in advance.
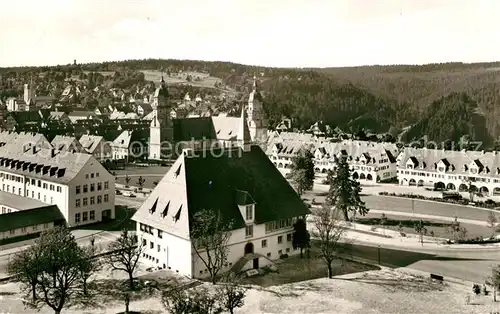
247;75;268;151
24;79;35;105
149;75;173;160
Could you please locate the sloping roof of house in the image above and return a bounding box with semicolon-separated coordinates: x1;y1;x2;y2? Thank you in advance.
0;205;65;232
79;135;104;153
132;145;310;239
0;142;92;184
172;113;248;142
51;135;86;153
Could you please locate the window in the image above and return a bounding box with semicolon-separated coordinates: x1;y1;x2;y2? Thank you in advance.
76;185;81;194
278;236;283;244
90;197;95;205
278;249;283;255
245;205;253;220
97;195;102;204
31;179;35;185
21;227;27;233
245;225;253;237
97;182;102;191
90;183;95;192
50;184;54;191
83;198;88;206
32;191;34;198
37;192;40;200
9;230;15;235
286;248;290;253
150;242;154;249
104;181;109;189
43;223;48;229
83;212;88;221
86;174;89;179
142;239;146;246
83;184;88;193
76;199;81;207
43;195;46;202
32;225;38;231
287;234;292;242
261;239;267;248
18;188;21;195
43;183;47;189
90;210;95;220
75;213;81;223
104;194;109;202
91;173;94;179
37;180;41;187
266;252;271;258
57;186;61;192
158;230;163;239
96;172;100;178
157;244;161;252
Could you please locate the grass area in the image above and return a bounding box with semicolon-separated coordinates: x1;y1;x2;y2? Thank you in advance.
76;206;137;232
357;213;493;239
240;245;379;287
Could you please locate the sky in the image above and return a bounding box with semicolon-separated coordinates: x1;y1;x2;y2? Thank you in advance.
1;0;499;68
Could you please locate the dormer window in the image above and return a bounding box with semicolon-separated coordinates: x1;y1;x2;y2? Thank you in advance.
463;165;468;172
470;167;478;174
173;205;182;222
174;165;181;178
246;205;253;220
161;201;170;218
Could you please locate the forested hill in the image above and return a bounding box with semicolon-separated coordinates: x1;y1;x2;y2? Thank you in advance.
3;59;500;147
401;92;492;147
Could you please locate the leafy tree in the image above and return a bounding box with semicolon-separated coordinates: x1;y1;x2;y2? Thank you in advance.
136;176;145;190
190;209;232;284
124;175;131;187
413;220;427;246
486;211;499;237
292;218;310;258
7;226;90;314
162;286;222;314
326;156;368;221
289;148;315;195
105;229;145;290
311;204;347;278
217;273;247;314
448;216;461;241
485;264;500;302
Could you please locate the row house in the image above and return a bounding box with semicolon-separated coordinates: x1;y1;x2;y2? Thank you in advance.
397;148;500;196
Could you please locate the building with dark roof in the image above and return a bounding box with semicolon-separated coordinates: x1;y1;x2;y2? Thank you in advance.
132;142;310;279
0;191;65;241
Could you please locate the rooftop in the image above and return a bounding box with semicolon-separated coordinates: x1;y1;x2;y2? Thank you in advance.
0;190;50;211
0;205;64;232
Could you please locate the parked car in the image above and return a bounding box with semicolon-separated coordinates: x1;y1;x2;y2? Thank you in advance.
122;191;136;198
115;189;122;195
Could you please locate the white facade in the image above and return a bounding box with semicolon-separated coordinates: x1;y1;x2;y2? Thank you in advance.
397;148;500;197
0;221;55;241
0;138;115;227
136;209;300;278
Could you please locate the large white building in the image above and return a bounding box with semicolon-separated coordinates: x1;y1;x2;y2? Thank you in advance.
397;147;500;196
0;132;115;227
266;136;398;182
133;130;309;279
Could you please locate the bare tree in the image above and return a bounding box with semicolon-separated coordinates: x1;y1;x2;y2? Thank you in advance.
311;204;348;278
190;209;232;284
79;236;101;296
486;264;500;302
217;273;247;314
124;175;131;187
448;216;461;242
11;226;90;314
162;285;222;314
7;245;42;303
106;229;144;290
413;219;427;246
487;211;499;238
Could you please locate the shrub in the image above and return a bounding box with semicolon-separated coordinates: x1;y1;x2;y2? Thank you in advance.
472;284;481;295
279;254;289;259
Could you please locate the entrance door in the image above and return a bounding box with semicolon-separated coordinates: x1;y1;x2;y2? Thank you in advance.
244;242;254;255
101;209;111;221
253;258;259;269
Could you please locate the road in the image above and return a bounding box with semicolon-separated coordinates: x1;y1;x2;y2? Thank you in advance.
0;230;121;278
115;194;144;208
344;242;499;283
362;195;494;222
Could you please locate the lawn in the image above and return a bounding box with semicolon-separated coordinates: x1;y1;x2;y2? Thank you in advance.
356;213;493;239
2;267;499;314
240;244;379;287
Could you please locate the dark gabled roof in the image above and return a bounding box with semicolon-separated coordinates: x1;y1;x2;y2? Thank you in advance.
184;145;310;229
9;111;42;124
0;205;64;232
235;190;256;206
173;117;217;141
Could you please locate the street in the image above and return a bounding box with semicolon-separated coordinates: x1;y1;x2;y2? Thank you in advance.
341;243;499;283
115;194;144;208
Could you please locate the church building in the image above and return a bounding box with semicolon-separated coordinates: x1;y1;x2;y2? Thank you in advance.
148;76;268;160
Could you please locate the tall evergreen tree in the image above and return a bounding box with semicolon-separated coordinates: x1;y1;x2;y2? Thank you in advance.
326;155;368;220
292;218;310;258
290;148;315;195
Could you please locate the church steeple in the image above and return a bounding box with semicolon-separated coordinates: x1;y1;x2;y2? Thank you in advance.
252;74;257;91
